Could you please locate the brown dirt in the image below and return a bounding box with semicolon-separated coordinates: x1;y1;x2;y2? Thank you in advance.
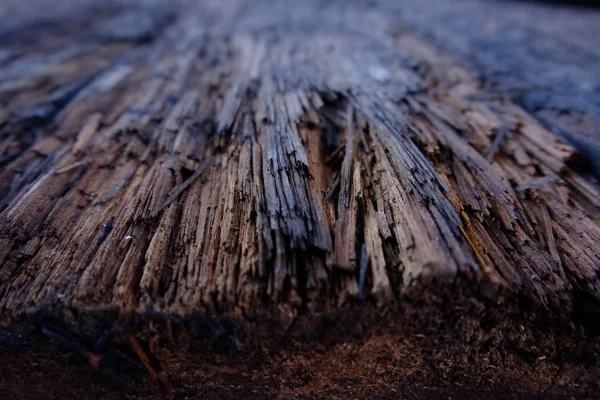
2;303;599;399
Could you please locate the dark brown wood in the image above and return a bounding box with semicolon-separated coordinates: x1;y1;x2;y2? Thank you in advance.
0;0;599;335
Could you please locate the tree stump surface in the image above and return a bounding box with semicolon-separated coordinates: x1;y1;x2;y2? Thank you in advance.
0;0;599;340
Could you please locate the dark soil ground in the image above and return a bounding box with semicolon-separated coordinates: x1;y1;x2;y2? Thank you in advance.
2;305;599;399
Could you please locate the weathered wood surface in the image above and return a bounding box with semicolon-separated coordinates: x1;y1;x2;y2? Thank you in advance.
0;0;599;330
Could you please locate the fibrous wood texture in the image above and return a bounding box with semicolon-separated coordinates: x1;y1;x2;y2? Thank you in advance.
0;0;599;330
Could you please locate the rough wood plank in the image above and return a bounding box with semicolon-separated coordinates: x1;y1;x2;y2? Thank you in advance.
0;0;598;331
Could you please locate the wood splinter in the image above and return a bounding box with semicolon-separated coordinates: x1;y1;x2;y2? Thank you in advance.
128;336;174;398
157;157;216;215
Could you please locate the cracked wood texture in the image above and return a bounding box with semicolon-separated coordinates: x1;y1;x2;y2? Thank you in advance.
0;0;599;329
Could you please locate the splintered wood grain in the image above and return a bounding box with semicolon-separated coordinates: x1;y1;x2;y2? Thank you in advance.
0;0;599;326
